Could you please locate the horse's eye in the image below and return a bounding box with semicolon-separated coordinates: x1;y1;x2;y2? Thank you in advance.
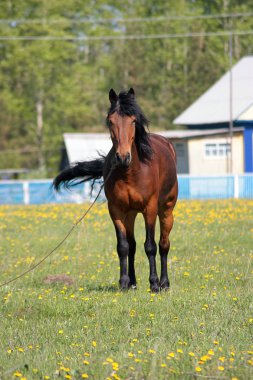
132;120;136;125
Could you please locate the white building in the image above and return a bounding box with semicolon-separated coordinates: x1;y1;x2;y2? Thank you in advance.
173;56;253;174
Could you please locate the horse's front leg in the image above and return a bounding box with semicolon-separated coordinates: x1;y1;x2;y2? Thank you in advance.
126;211;138;289
109;206;130;290
143;203;159;293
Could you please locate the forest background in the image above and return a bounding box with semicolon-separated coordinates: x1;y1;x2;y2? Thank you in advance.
1;0;253;176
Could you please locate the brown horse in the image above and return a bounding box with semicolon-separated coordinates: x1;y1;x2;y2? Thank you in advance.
54;88;178;292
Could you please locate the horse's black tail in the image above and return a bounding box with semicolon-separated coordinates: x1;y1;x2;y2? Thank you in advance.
53;157;105;191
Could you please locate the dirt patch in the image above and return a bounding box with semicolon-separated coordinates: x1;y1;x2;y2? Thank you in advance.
43;274;74;285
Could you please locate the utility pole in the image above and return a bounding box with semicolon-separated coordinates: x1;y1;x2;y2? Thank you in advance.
228;31;234;174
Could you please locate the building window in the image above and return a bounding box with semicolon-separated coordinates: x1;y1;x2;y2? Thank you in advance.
204;142;231;157
175;143;185;157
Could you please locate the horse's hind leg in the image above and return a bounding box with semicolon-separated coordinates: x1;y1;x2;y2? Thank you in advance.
158;206;174;290
126;211;138;289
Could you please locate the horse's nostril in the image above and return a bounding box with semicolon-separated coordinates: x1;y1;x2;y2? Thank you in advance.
115;152;131;167
115;152;122;164
124;153;131;166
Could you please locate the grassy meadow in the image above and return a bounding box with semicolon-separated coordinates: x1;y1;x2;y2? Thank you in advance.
0;200;252;379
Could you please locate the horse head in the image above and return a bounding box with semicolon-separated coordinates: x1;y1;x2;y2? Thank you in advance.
107;88;137;167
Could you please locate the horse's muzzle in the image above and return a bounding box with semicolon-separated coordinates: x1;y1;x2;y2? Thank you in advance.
115;152;131;167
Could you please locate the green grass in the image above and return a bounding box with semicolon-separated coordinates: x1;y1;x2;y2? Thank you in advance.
0;200;252;380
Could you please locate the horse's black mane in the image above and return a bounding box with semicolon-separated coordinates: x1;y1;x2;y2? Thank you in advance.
106;90;153;162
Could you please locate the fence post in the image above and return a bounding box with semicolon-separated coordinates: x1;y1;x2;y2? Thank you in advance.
23;181;30;205
234;175;239;198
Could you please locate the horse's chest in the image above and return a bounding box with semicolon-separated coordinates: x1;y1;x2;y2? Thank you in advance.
108;181;145;211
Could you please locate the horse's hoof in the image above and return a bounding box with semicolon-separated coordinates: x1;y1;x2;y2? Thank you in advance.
129;284;137;290
160;283;170;291
160;279;170;291
150;285;159;293
119;275;130;290
160;286;170;292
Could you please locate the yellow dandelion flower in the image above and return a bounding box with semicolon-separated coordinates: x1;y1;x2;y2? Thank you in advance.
200;355;210;362
189;352;195;357
177;349;183;354
112;362;119;370
218;366;225;371
92;341;97;347
83;360;89;365
149;349;156;354
168;352;175;358
14;372;22;378
112;375;120;380
81;374;89;379
195;366;202;372
60;367;70;372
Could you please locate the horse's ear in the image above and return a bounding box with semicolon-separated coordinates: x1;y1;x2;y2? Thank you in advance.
109;88;118;103
128;88;135;97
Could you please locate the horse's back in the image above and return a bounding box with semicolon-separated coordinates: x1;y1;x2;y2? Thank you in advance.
150;133;176;162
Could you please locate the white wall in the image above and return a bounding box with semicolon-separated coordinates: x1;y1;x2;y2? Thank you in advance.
188;134;244;175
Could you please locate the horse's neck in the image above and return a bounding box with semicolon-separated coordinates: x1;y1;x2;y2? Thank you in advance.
130;143;141;170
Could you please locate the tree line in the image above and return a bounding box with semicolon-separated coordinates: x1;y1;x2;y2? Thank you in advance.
1;0;253;176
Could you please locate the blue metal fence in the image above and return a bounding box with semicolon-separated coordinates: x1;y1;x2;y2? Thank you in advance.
178;175;235;199
0;175;253;205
